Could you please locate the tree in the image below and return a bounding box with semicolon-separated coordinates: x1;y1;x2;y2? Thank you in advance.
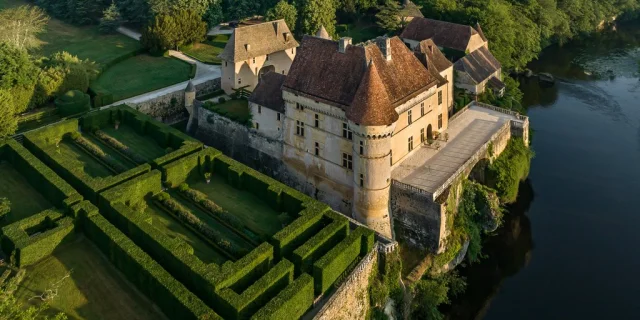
141;10;206;54
0;5;49;50
299;0;337;37
99;2;122;33
0;91;17;140
203;1;224;28
0;43;38;113
225;0;261;21
376;0;402;33
47;52;99;95
266;0;297;32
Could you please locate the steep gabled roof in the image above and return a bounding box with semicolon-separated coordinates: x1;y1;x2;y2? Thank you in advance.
414;39;452;73
454;47;501;84
219;20;299;62
400;18;484;52
401;0;424;18
283;36;437;113
249;72;286;112
347;60;398;126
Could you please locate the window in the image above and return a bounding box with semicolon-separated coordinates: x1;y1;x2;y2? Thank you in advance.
438;91;443;105
252;57;256;64
408;110;413;124
258;105;261;114
225;61;227;67
420;128;425;143
438;114;443;129
266;54;269;61
296;103;304;111
277;113;281;121
408;136;414;152
315;114;319;127
360;174;364;187
296;120;305;137
342;123;353;140
421;103;424;116
359;141;364;155
255;122;259;130
292;48;295;54
390;150;393;166
342;153;353;170
444;75;448;81
238;78;242;84
315;142;320;156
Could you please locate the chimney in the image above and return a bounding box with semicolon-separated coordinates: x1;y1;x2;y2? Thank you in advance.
339;37;352;53
380;37;392;61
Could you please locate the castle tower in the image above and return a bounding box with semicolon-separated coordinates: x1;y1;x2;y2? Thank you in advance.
346;60;398;238
185;79;196;110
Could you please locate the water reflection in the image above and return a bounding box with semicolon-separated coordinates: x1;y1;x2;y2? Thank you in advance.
443;180;534;320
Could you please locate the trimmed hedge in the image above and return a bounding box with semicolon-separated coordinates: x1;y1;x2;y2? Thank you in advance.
94;130;147;164
55;90;91;117
1;140;81;210
75;201;221;320
271;209;326;260
1;210;75;267
251;273;314;320
292;216;349;275
68;132;129;173
312;227;373;295
24;118;78;146
18;107;57;124
217;259;293;319
162;148;221;187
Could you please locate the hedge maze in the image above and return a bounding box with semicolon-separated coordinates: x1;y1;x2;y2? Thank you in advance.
0;105;377;319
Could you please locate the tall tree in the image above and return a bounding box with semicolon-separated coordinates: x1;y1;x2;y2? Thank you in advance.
0;90;18;140
300;0;337;37
376;0;402;32
0;43;38;113
266;0;297;31
0;5;49;50
203;1;224;28
141;10;206;54
99;2;123;34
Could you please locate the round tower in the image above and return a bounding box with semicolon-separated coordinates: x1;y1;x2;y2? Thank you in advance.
185;79;196;110
346;59;399;238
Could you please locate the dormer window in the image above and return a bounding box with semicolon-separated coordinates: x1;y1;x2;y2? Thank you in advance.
253;57;256;64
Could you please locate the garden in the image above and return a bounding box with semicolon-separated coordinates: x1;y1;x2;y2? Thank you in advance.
0;105;377;320
180;34;231;65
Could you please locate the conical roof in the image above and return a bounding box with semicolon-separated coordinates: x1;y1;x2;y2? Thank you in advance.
346;60;398;126
315;25;330;40
185;79;196;92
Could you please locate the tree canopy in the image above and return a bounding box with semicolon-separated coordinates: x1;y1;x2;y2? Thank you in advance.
0;5;49;50
299;0;338;37
141;10;207;54
266;0;297;32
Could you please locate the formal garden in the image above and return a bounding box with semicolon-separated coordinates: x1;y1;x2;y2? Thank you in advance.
0;105;376;319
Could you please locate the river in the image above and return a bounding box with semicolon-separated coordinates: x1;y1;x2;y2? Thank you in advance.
446;22;640;319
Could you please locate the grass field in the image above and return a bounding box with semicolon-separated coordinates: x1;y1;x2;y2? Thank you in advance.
189;175;288;236
204;99;251;124
145;200;229;265
57;139;115;178
337;22;383;44
16;238;166;320
180;34;230;64
100;126;167;161
0;161;53;225
90;55;192;101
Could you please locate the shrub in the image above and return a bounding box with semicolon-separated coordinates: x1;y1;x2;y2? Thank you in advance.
99;2;121;34
218;97;226;103
55;90;91;116
251;273;314;320
292;217;349;274
0;198;10;219
486;138;533;203
141;10;206;54
95;130;147;164
67;132;128;173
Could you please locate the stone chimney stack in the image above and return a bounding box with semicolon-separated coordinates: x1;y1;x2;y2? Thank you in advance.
382;37;392;61
339;37;352;53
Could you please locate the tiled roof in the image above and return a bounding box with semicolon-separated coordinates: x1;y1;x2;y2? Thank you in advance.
454;47;501;83
219;20;299;62
249;72;286;112
414;39;452;73
400;18;482;52
346;60;398;126
283;36;437;115
401;0;424;18
487;76;505;89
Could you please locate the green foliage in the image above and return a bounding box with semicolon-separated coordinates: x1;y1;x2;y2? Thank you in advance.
486;138;533;203
410;272;466;320
203;99;252;126
99;2;122;34
224;0;261;21
251;273;314;320
0;90;17;139
0;197;10;219
67;132;128;173
95;130;147;164
478;75;525;113
77;202;221;320
0;269;67;320
376;0;402;33
162;148;220;187
141;10;207;55
292;217;349;274
203;2;224;28
0;5;49;50
299;0;337;37
0;43;37;113
34;0;109;25
266;0;298;32
54;90;91;116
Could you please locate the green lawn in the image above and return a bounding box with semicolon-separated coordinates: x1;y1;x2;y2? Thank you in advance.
180;34;230;64
188;175;289;237
0;0;28;9
337;22;383;44
90;55;192;101
204;99;251;124
16;238;166;320
0;161;53;225
100;126;167;161
145;200;229;265
57;139;114;178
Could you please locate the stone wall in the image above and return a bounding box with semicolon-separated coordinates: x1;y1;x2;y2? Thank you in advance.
127;78;221;121
312;247;379;320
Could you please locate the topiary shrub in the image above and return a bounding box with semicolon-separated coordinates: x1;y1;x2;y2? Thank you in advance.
55;90;91;116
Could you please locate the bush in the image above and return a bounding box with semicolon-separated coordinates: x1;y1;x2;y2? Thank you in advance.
292;217;349;274
0;198;10;219
251;273;314;320
95;130;147;164
67;132;129;173
99;2;122;34
55;90;91;116
486;138;533;203
141;10;206;54
218;97;226;103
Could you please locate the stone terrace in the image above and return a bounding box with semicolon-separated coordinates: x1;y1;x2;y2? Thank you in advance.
392;103;526;200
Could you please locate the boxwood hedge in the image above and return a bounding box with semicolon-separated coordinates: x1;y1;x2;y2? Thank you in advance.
163;148;221;188
251;273;314;320
1;209;75;267
292;217;349;275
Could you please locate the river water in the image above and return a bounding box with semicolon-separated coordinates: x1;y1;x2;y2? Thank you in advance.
447;23;640;319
